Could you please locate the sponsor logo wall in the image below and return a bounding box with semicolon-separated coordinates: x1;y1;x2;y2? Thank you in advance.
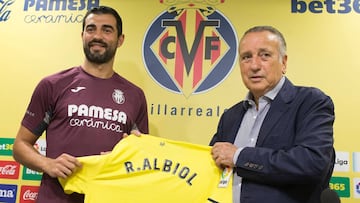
1;0;359;202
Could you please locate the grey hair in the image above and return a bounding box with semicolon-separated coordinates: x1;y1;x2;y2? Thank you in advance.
241;25;287;58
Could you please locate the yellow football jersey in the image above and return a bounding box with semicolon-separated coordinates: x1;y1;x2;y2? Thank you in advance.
59;135;232;203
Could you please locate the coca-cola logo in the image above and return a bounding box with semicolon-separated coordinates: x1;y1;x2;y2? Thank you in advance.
0;161;20;179
20;186;39;203
23;189;38;200
0;165;16;175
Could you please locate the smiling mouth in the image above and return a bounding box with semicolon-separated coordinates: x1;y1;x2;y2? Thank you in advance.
91;44;105;48
91;45;105;49
89;41;107;48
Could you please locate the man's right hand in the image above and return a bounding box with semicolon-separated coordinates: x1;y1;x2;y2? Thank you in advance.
43;153;82;179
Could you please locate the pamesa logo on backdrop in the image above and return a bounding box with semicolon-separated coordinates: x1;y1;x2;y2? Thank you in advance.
142;0;238;98
0;0;100;23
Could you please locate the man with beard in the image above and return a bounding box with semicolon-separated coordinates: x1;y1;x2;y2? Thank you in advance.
12;6;149;203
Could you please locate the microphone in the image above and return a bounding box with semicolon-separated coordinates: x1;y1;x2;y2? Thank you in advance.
320;188;341;203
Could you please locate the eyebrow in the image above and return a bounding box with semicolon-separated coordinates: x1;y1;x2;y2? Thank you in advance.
239;51;251;57
258;48;271;53
240;48;271;54
102;24;115;30
85;24;115;30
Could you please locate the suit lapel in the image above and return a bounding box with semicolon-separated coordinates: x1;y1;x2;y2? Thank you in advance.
256;78;296;146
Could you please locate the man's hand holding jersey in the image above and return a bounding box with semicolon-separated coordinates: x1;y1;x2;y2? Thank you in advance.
211;142;237;169
43;153;82;179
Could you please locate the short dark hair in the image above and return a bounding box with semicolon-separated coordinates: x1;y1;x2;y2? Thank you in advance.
82;6;123;37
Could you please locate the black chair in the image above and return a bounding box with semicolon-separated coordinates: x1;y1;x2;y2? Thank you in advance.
320;188;341;203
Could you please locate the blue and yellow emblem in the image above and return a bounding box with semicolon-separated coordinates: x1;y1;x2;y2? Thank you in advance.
143;0;238;98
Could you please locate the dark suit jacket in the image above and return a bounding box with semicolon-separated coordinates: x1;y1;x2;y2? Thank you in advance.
210;78;335;203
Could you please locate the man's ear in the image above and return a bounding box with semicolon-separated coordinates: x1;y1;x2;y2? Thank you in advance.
117;34;125;47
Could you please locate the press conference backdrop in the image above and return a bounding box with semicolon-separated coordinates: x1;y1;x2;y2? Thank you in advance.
1;0;359;202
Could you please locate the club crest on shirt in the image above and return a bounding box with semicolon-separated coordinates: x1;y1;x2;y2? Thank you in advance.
112;89;125;104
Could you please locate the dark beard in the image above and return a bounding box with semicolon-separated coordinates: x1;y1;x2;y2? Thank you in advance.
83;40;117;64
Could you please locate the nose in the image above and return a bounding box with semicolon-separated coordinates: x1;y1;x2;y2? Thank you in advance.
249;56;261;71
92;30;103;40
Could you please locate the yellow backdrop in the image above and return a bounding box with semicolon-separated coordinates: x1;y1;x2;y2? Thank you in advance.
1;0;358;202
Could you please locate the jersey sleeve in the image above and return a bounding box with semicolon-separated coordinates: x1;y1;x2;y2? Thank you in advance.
21;78;54;136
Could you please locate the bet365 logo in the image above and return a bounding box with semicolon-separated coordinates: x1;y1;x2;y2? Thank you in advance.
291;0;360;13
0;138;14;156
330;177;350;198
143;1;238;97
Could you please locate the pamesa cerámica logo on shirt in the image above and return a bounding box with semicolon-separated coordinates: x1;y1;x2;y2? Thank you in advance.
143;0;238;98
